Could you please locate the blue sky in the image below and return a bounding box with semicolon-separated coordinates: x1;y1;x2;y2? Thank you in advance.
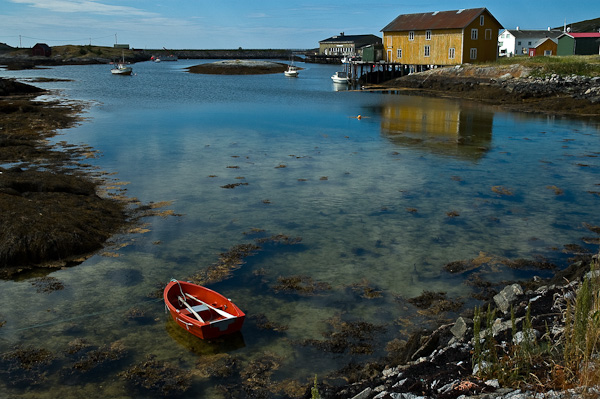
0;1;596;49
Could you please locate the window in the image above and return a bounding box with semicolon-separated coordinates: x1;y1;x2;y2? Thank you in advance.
544;50;552;56
470;48;477;60
485;29;492;40
397;48;402;58
424;45;430;57
409;31;415;41
471;29;478;40
517;41;521;45
426;30;431;40
480;15;485;25
528;41;532;45
449;47;455;59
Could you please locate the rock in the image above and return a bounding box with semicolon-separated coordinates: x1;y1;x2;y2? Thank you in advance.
485;379;500;388
382;367;399;378
450;317;471;339
493;284;523;313
497;73;513;82
491;318;512;337
513;329;539;345
351;387;372;399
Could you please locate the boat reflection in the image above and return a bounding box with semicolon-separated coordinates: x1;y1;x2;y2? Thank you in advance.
165;317;246;355
375;96;494;160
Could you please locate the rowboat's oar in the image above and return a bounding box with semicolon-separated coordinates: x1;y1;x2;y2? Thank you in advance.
185;293;235;319
178;296;205;323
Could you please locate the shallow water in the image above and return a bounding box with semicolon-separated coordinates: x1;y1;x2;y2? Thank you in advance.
1;60;599;398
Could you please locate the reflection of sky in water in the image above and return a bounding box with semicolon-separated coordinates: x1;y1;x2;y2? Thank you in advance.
1;61;599;397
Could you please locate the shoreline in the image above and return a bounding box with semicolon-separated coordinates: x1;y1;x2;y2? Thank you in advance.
0;78;148;278
364;64;600;118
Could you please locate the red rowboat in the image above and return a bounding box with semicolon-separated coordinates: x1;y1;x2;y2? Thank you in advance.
164;279;245;339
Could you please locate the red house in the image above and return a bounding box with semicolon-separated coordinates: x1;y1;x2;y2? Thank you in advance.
32;43;51;57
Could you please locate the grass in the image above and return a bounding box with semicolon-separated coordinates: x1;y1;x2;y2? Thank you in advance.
492;55;600;77
472;252;600;393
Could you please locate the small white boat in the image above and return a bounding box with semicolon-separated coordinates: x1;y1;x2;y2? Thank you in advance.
111;52;132;75
111;63;132;75
331;70;349;84
284;64;299;77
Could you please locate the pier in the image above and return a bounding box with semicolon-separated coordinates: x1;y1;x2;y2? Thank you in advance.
346;61;435;85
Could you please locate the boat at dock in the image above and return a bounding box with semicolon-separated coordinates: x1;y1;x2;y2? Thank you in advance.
331;70;349;84
163;279;245;339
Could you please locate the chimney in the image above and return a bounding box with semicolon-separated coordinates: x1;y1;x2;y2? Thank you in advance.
516;26;520;31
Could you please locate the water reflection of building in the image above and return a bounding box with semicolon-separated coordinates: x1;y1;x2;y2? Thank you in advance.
378;96;494;160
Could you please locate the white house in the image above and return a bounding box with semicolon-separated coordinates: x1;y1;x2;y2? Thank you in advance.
498;27;562;56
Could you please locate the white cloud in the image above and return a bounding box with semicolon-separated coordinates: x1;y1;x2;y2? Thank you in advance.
10;0;157;17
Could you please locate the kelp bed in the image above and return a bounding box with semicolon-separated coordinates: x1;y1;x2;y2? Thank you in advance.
0;78;169;277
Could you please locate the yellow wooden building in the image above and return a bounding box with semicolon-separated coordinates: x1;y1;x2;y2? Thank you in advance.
381;8;503;66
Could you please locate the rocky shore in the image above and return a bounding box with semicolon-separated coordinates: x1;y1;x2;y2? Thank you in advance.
370;64;600;118
316;253;600;399
187;59;291;75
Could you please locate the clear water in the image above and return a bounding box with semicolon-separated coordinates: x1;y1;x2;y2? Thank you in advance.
1;60;599;398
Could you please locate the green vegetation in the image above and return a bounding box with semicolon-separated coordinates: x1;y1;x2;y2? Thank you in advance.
7;45;134;60
311;375;321;399
493;55;600;77
472;252;600;392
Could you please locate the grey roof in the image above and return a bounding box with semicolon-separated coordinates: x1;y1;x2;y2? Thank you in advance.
504;29;563;40
320;34;382;46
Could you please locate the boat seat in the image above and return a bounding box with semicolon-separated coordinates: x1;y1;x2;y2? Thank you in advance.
190;304;209;313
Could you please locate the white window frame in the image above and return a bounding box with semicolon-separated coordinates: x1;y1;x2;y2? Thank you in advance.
480;15;484;26
424;45;430;57
409;31;415;41
471;29;478;40
470;48;477;60
449;47;455;59
544;50;552;56
397;48;402;58
426;30;432;40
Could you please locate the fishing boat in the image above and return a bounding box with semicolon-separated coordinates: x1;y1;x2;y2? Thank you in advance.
331;70;349;84
110;52;132;75
284;64;299;77
164;279;245;339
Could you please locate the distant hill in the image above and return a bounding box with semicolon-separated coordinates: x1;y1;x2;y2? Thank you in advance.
0;43;14;53
555;17;600;33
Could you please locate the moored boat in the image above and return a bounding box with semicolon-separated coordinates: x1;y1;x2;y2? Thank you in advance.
163;279;245;339
331;70;349;84
111;63;132;75
111;52;132;75
284;64;299;77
